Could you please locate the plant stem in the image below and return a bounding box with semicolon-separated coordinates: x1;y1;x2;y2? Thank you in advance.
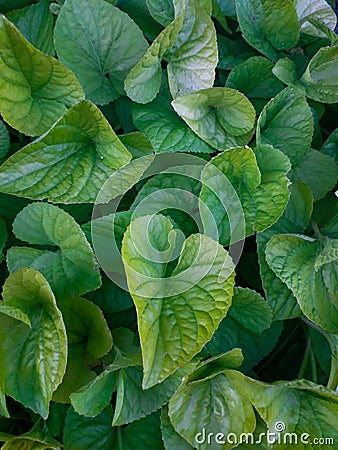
310;347;318;384
298;329;312;379
117;426;123;450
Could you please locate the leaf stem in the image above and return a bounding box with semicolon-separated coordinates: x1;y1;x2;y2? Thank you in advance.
298;328;312;379
117;426;123;450
309;346;318;384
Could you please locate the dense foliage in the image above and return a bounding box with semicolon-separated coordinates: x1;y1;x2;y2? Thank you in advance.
0;0;337;449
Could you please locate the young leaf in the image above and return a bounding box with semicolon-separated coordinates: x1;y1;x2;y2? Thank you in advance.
7;202;101;299
299;45;338;104
235;0;300;60
166;0;218;97
168;370;256;449
0;15;84;136
54;0;149;105
257;183;313;320
0;268;67;419
295;0;337;38
266;234;338;333
0;101;132;203
6;0;54;55
172;88;256;150
290;148;338;201
256;87;314;165
1;431;61;450
122;214;235;388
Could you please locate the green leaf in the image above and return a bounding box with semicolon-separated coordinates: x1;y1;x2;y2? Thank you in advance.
63;407;116;450
0;101;131;203
122;214;235;388
125;8;185;103
266;234;338;333
188;349;244;382
290;148;338;201
0;1;33;13
226;56;283;101
6;0;54;55
118;0;163;41
169;370;256;450
256;87;314;165
7;202;101;299
0;119;10;159
133;94;215;153
299;46;338;104
0;389;9;418
0;218;7;264
295;0;337;38
119;132;153;158
0;15;84;136
215;0;237;18
0;268;67;419
146;0;174;26
235;0;300;60
200;145;290;245
172;88;256;150
161;404;193;450
166;0;218;97
257;183;313;320
321;127;338;163
54;0;148;105
272;57;298;85
1;431;61;450
247;377;338;446
112;366;184;425
207;289;283;372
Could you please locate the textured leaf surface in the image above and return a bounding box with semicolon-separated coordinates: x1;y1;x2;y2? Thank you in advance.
257;87;314;165
122;214;235;388
54;0;148;105
295;0;337;38
0;119;10;159
7;202;101;299
0;15;84;136
0;101;131;203
172;88;256;150
6;0;54;55
166;0;218;97
235;0;300;59
0;269;67;419
161;405;193;450
1;431;61;450
266;234;338;333
169;370;256;450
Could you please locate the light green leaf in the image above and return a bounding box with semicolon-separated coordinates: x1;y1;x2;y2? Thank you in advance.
226;56;283;101
7;202;101;299
0;389;9;418
64;407;116;450
6;0;54;55
257;183;313;320
0;101;131;203
235;0;300;60
112;366;184;425
207;289;283;372
166;0;218;97
266;234;338;333
125;8;184;103
299;46;338;104
0;119;10;159
295;0;337;38
247;377;338;448
315;238;338;269
188;349;244;382
200;145;290;245
161;404;193;450
122;214;235;388
172;88;256;150
119;132;153;158
169;370;256;450
1;431;61;450
0;268;67;419
146;0;174;26
290;148;338;201
0;218;7;264
272;57;298;85
54;0;149;105
133;94;215;153
256;87;314;165
0;15;84;136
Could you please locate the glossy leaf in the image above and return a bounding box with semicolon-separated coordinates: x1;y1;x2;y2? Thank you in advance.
172;88;256;150
295;0;337;38
0;269;67;419
54;0;149;105
161;405;193;450
0;15;84;136
122;214;235;388
257;87;314;165
7;202;101;299
0;101;131;203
